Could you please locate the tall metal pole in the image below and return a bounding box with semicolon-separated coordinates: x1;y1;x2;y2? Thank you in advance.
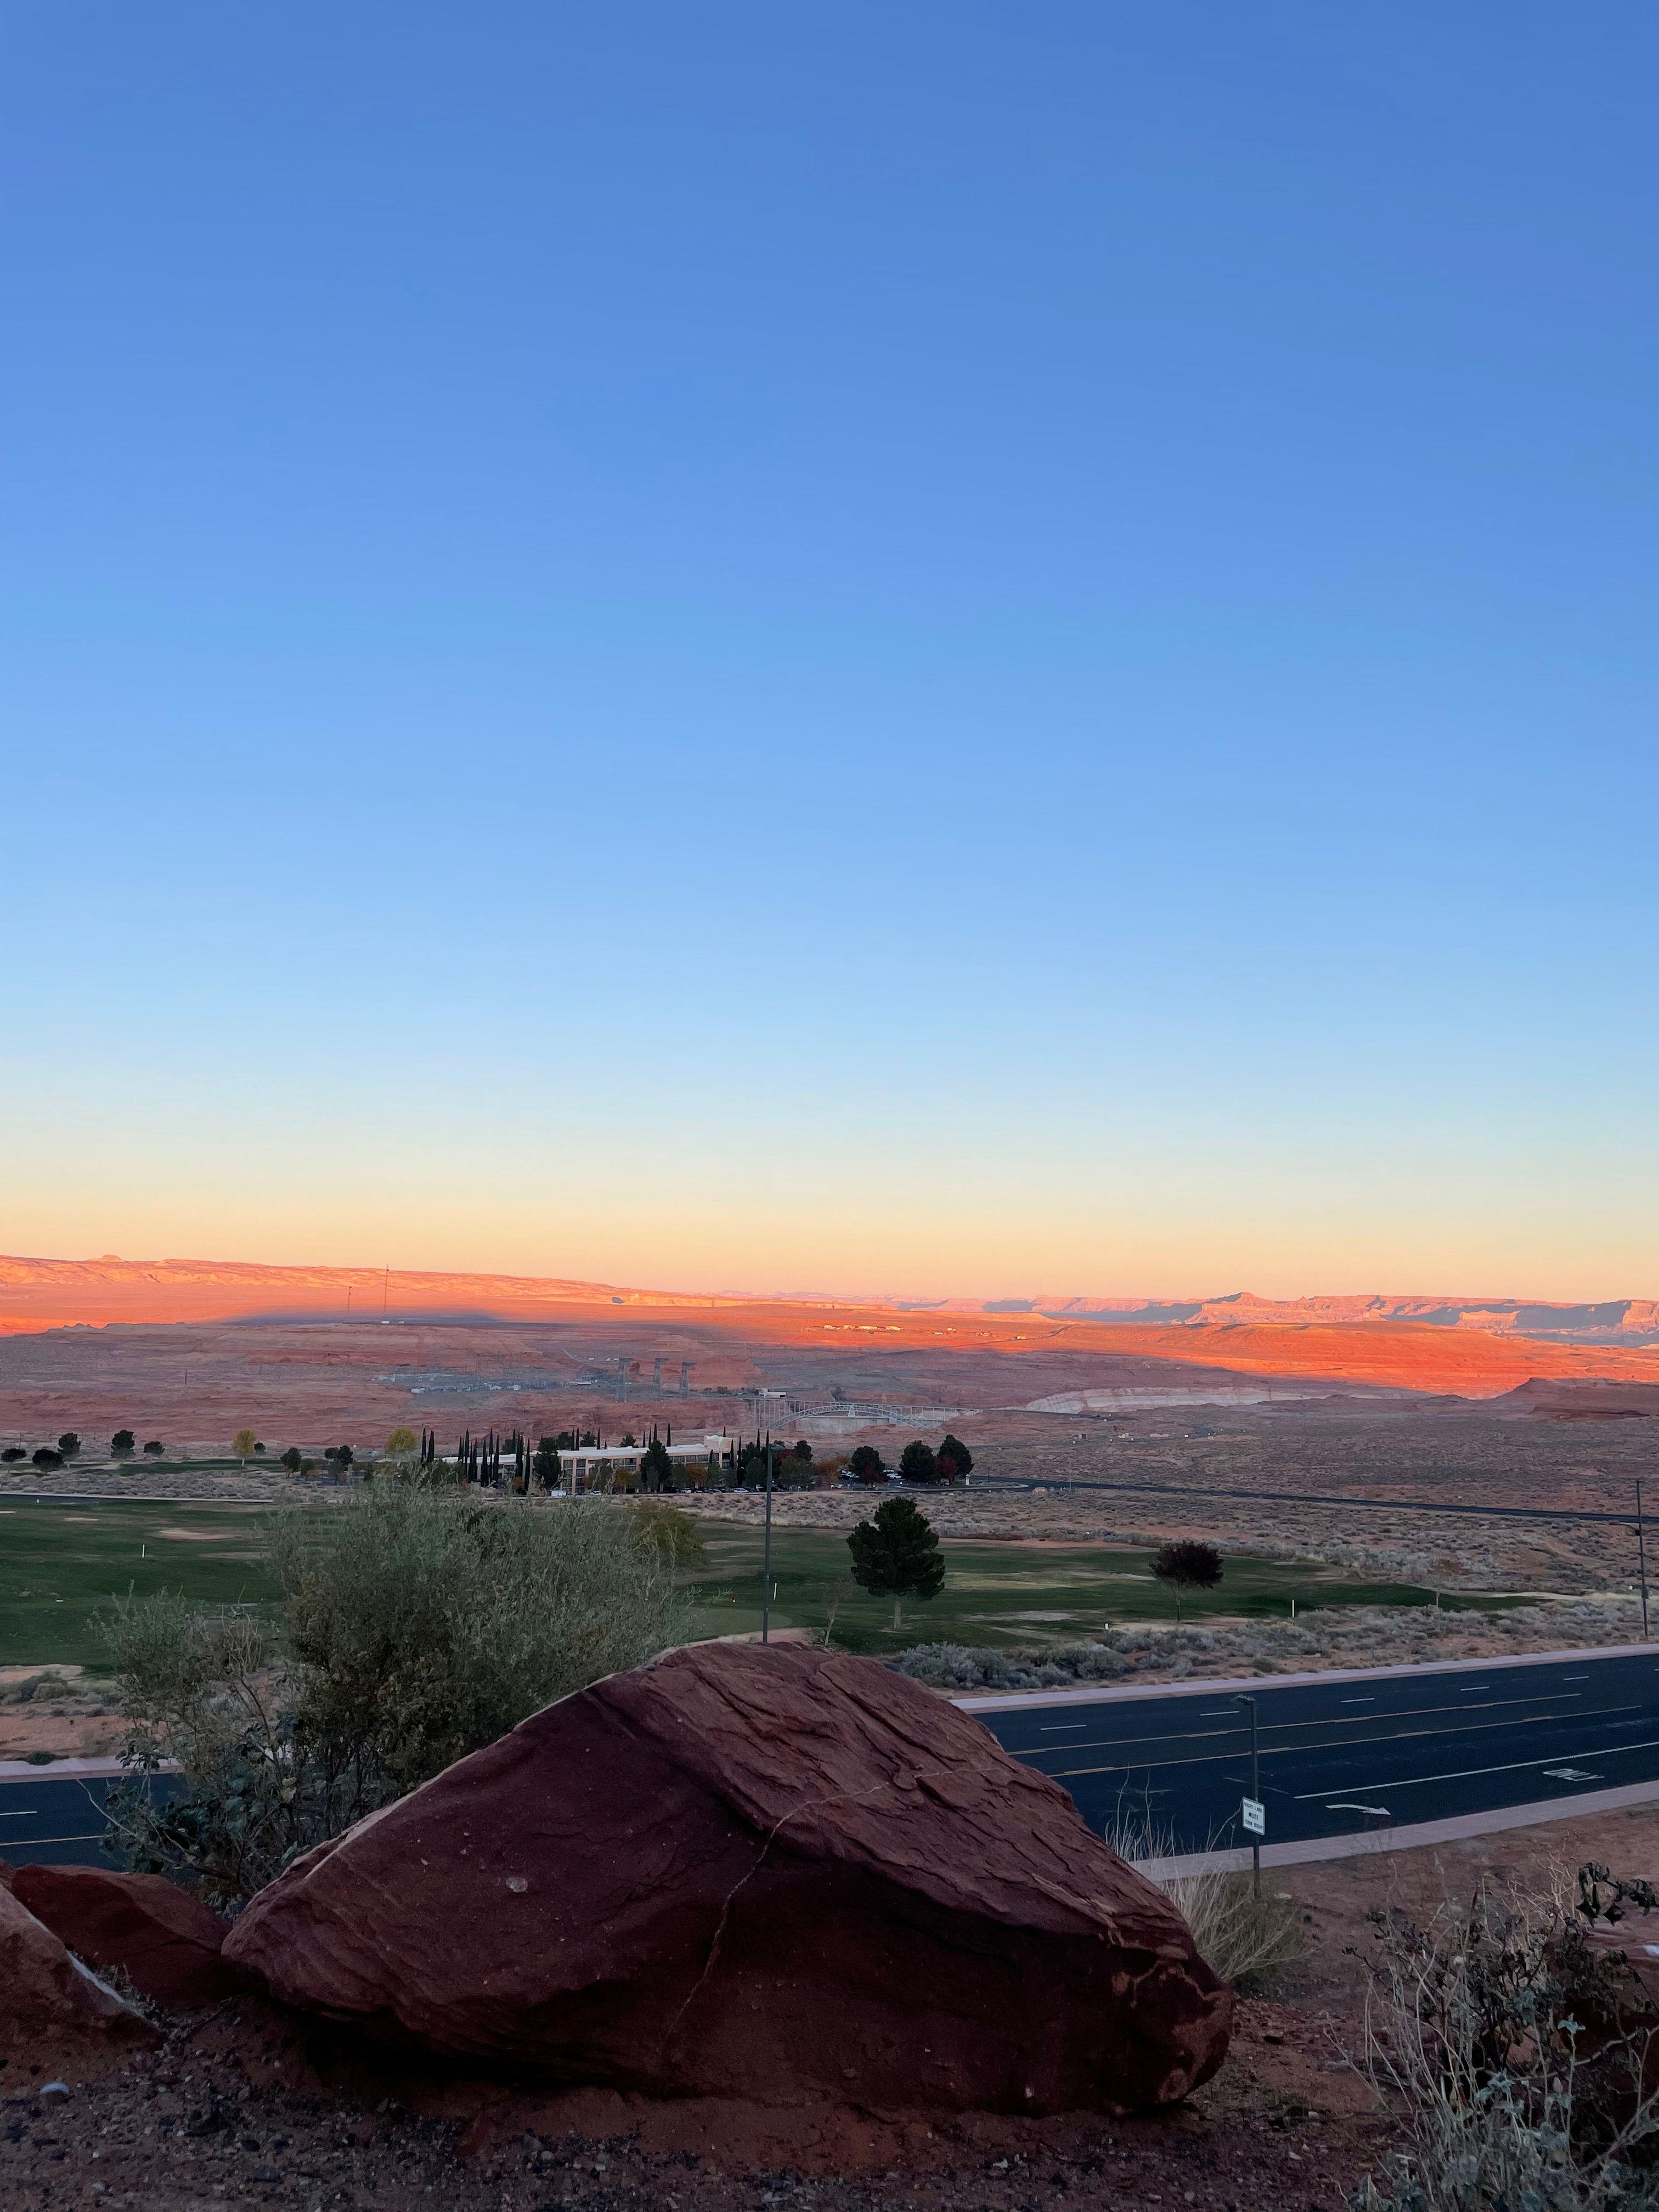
761;1433;775;1644
1237;1692;1261;1900
1639;1478;1650;1643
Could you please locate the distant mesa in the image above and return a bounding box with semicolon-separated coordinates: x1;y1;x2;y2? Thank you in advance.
1491;1378;1659;1421
0;1255;1655;1405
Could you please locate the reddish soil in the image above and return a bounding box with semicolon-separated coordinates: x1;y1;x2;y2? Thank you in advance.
12;1802;1659;2206
3;1256;1658;1458
0;1985;1379;2211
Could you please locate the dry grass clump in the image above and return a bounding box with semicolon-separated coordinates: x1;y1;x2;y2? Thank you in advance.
1098;1807;1305;1994
1164;1863;1306;1994
894;1640;1128;1690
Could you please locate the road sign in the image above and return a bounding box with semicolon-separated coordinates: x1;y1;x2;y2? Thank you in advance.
1241;1797;1265;1837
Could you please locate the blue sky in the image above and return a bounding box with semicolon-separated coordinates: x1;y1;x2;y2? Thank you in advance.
3;3;1655;1297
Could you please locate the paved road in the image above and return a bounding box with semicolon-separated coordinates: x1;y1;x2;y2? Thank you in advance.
974;1473;1646;1526
0;1769;179;1870
12;1649;1659;1872
967;1647;1659;1855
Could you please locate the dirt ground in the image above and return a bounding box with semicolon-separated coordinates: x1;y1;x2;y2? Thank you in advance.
10;1804;1659;2208
0;1987;1378;2212
1274;1796;1659;2018
0;1666;125;1760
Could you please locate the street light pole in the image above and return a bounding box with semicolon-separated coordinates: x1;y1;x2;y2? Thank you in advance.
1235;1692;1261;1900
761;1432;775;1645
1639;1478;1650;1643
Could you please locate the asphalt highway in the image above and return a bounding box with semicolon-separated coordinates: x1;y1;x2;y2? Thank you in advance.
974;1474;1644;1525
9;1650;1659;1872
0;1769;179;1870
967;1648;1659;1855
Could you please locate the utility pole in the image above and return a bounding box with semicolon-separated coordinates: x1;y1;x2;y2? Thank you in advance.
1235;1692;1261;1900
761;1432;775;1644
1639;1478;1650;1643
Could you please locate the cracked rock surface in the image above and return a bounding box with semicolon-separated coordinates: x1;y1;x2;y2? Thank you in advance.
225;1642;1231;2113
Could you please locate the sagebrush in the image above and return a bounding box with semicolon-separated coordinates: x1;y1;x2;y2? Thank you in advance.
1352;1871;1659;2212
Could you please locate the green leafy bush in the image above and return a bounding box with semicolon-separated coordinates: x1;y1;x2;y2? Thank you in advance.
104;1488;682;1904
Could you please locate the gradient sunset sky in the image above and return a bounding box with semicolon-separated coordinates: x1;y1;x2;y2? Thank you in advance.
4;5;1655;1301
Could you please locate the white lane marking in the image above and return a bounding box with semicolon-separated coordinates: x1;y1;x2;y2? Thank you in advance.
0;1832;105;1846
1030;1687;1607;1759
1328;1802;1391;1816
1045;1701;1641;1776
1543;1767;1602;1781
1565;1675;1590;1681
1340;1697;1375;1705
1459;1686;1491;1694
0;1810;38;1819
1039;1723;1088;1731
1299;1734;1659;1799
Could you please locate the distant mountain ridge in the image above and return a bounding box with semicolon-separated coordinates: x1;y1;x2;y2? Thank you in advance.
2;1255;1656;1402
0;1256;1654;1352
960;1292;1659;1346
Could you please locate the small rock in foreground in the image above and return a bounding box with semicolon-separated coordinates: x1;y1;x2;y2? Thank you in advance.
14;1862;247;2010
0;1883;156;2069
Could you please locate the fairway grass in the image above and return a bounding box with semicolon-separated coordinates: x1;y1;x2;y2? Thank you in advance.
1;1497;1522;1673
679;1522;1518;1656
0;1500;283;1668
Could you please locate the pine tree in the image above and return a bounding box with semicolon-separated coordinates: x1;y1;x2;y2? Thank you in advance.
847;1496;945;1630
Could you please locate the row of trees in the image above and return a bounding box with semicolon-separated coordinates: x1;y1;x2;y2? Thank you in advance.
0;1430;173;1471
847;1434;974;1485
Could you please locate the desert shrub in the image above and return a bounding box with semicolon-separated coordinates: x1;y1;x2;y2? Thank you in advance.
1048;1643;1130;1683
894;1600;1650;1698
893;1639;1131;1691
104;1488;682;1904
628;1497;708;1570
894;1643;1020;1689
1352;1874;1659;2212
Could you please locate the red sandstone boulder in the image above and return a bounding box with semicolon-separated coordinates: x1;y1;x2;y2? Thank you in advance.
14;1864;244;2009
0;1884;156;2066
225;1643;1231;2113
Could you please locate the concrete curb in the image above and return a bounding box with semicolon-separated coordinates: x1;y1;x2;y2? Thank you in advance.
1137;1776;1659;1880
0;1757;174;1780
951;1641;1659;1714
